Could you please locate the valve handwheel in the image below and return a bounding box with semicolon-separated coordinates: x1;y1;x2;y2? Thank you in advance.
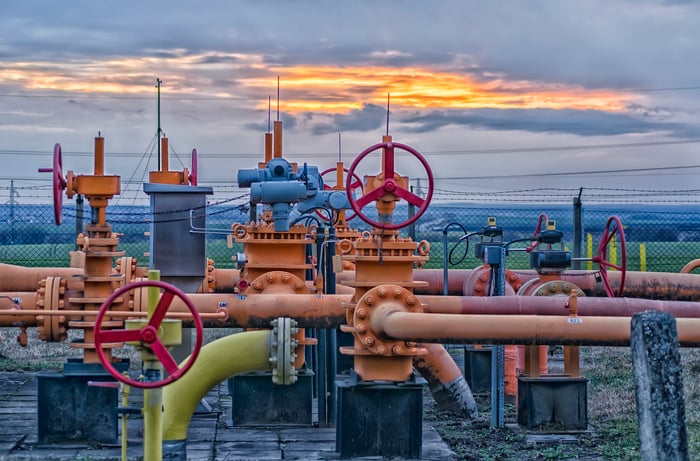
189;148;198;186
346;141;434;230
37;143;67;225
94;280;204;389
592;215;627;297
316;166;363;221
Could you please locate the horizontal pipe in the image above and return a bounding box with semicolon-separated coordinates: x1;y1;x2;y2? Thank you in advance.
3;291;700;330
420;295;700;318
0;264;82;292
370;306;700;347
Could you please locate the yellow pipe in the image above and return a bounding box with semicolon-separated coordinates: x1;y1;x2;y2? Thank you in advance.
162;329;272;441
144;270;163;461
640;243;647;272
121;380;130;461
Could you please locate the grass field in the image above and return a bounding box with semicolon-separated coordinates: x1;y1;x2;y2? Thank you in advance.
2;238;698;274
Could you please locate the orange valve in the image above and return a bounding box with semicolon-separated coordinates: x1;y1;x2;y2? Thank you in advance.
592;215;627;297
346;141;434;230
316;166;363;222
94;280;204;389
38;143;68;225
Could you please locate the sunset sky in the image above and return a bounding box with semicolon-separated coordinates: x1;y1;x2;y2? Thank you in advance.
1;0;699;204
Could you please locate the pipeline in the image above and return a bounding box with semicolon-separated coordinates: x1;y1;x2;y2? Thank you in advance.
5;292;700;329
162;329;273;456
0;264;82;292
369;305;700;346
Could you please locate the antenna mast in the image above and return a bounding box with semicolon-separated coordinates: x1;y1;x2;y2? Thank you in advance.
156;78;163;170
386;93;390;136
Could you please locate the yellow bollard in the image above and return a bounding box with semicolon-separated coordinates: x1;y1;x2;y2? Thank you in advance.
640;243;647;272
610;237;617;270
587;233;593;270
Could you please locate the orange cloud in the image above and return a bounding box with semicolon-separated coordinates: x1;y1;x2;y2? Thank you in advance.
0;55;633;114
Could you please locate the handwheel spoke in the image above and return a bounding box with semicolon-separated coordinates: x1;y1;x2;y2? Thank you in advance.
355;187;384;207
149;340;180;375
149;291;174;327
393;187;424;207
98;328;141;343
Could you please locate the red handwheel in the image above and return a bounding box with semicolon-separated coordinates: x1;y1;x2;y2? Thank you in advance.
316;166;363;222
346;141;434;230
38;143;67;225
94;280;204;389
592;215;627;297
189;148;198;186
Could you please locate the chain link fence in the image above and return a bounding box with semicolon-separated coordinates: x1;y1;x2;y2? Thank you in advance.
1;196;699;274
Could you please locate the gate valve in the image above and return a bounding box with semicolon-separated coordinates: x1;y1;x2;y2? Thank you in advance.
527;219;571;271
346;140;434;230
474;217;504;263
38;138;120;226
94;280;203;389
238;158;325;231
592;215;627;297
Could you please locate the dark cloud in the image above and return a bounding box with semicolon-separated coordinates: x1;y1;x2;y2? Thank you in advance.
309;104;385;135
399;108;700;137
243;113;298;132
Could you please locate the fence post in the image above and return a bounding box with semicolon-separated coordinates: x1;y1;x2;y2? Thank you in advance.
407;186;416;241
631;310;688;461
573;189;583;270
75;194;84;251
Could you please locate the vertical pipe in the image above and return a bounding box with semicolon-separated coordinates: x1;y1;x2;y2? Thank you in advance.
273;121;283;158
94;135;104;176
324;226;338;426
640;243;647;272
587;233;593;270
144;270;163;461
264;132;273;164
611;237;617;269
161;138;169;172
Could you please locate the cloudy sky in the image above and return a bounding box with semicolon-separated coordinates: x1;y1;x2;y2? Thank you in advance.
1;0;700;205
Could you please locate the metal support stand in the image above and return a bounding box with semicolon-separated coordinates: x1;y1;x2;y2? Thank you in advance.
336;372;426;459
489;245;507;428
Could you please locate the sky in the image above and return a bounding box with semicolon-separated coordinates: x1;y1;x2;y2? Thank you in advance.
1;0;700;206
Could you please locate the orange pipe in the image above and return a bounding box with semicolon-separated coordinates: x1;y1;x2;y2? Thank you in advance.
369;306;700;346
273;120;283;158
5;292;700;329
161;137;169;171
420;294;700;318
0;264;82;291
264;132;273;163
94;136;104;176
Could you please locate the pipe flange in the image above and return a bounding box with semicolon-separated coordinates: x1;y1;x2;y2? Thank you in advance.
518;279;585;297
353;284;426;357
248;271;309;295
270;317;298;385
115;256;137;282
36;276;68;342
464;265;522;296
